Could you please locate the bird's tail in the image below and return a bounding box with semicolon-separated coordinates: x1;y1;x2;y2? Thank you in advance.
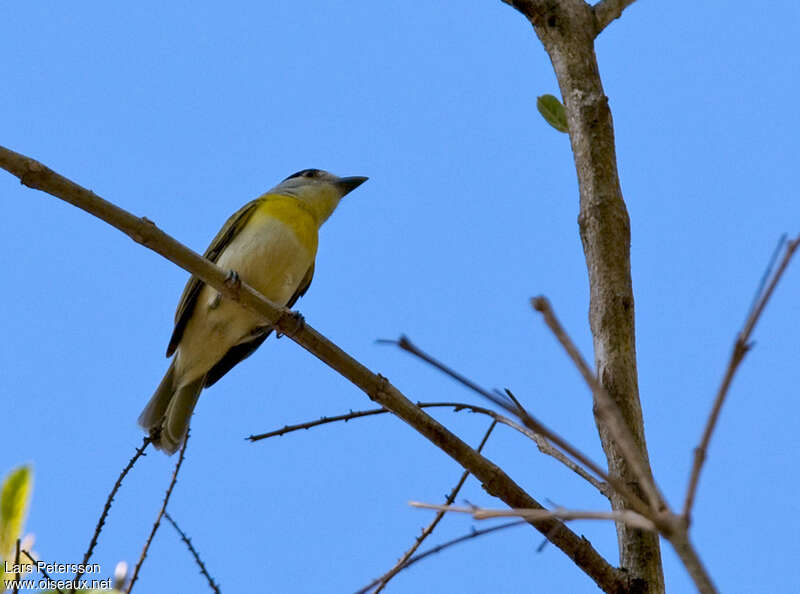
138;362;204;455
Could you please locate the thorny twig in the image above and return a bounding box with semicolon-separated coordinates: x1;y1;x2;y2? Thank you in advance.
163;512;221;594
71;437;150;593
127;432;190;593
22;550;64;594
250;400;608;496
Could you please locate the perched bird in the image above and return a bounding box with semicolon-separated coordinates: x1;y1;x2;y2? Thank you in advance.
138;169;368;454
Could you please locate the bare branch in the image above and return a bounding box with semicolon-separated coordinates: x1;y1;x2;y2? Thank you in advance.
530;297;664;511
745;234;787;327
127;431;190;593
406;520;525;566
358;521;526;593
741;235;799;338
387;336;652;518
250;400;608;496
409;503;656;532
667;529;717;594
497;0;664;586
250;402;522;442
683;235;800;517
512;419;611;496
0;146;624;593
22;550;64;594
593;0;637;34
371;422;497;593
248;407;390;440
70;437;150;593
163;512;221;594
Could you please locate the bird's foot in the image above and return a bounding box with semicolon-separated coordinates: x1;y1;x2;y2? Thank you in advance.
224;269;241;290
277;310;305;338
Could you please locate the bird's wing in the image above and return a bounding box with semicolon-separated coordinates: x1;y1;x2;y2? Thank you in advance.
286;261;315;309
166;198;263;357
203;262;315;387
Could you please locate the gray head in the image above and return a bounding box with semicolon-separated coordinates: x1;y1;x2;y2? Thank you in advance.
267;169;369;225
273;168;368;198
268;169;368;225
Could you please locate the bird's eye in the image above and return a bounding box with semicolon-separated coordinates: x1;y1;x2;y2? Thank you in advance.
304;170;318;178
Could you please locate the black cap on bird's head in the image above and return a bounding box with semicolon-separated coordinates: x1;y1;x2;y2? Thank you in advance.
283;168;324;181
280;168;368;195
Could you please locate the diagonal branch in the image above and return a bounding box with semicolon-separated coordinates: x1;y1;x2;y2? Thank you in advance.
70;437;150;594
371;421;497;593
22;550;64;594
683;235;800;518
530;297;665;511
592;0;638;34
387;336;652;518
163;512;221;594
0;145;624;593
360;520;526;593
127;431;190;593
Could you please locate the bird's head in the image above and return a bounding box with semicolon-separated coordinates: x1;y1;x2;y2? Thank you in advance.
270;169;368;225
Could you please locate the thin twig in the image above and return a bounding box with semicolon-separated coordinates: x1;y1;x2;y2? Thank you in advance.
249;401;609;497
127;432;190;593
745;234;786;326
500;388;612;497
593;0;638;33
13;538;20;594
22;550;64;594
503;413;610;496
356;521;525;594
529;298;665;512
70;437;150;594
385;337;652;519
248;402;511;441
248;408;390;440
409;503;656;532
163;512;221;594
741;236;800;338
370;421;497;593
683;235;800;518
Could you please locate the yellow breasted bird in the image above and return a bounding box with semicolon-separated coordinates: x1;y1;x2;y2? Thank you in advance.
138;169;368;454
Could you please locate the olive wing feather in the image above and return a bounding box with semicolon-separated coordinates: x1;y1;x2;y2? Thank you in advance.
165;198;263;357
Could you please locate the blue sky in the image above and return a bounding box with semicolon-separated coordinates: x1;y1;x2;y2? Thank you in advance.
2;1;798;592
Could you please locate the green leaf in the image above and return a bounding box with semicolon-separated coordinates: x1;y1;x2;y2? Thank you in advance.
536;94;568;133
0;465;33;560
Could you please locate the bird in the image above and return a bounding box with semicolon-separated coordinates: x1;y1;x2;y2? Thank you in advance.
138;169;368;454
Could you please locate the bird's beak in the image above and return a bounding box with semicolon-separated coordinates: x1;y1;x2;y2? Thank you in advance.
335;176;369;196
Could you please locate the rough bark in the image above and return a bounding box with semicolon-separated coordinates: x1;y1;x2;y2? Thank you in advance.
502;1;664;591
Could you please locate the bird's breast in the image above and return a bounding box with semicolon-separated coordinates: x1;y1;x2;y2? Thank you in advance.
214;209;316;304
